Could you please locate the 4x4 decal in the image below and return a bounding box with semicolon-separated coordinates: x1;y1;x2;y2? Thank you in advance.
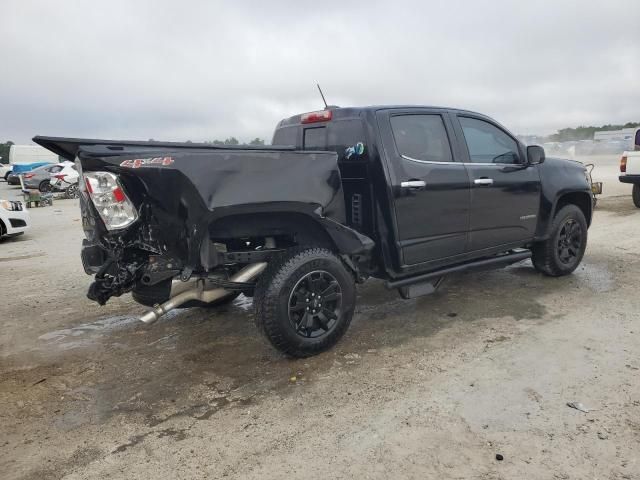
120;156;174;168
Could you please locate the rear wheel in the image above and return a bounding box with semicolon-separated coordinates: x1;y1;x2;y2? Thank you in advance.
3;172;9;181
254;247;356;358
633;184;640;208
38;180;52;193
532;204;587;276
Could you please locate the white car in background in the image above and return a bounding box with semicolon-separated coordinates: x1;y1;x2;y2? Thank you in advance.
0;163;11;181
49;161;80;198
0;199;30;240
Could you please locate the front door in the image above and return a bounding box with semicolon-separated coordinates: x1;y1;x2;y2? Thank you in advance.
453;114;541;253
377;110;470;266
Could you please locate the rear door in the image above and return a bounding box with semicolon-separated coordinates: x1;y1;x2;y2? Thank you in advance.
377;109;470;266
451;114;541;252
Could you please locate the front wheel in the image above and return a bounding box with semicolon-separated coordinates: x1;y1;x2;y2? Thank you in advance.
633;184;640;208
66;184;80;199
532;204;587;276
254;247;356;358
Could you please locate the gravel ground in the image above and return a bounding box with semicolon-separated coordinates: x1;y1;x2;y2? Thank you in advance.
1;155;639;479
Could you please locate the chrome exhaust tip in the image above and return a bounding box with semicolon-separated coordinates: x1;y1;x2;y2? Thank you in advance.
139;262;267;325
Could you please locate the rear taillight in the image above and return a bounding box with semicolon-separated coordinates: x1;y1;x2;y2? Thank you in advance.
301;110;332;124
53;174;67;180
23;173;34;179
620;155;627;173
83;171;137;230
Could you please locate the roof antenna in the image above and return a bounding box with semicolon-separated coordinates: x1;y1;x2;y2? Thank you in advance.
317;83;328;109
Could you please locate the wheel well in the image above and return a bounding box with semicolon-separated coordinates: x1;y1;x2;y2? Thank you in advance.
209;212;336;251
555;192;592;226
0;218;5;235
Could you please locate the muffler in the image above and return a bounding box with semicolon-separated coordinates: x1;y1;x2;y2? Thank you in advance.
139;262;268;325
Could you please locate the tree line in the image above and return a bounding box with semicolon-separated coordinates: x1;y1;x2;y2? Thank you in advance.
546;122;640;142
152;137;267;146
0;141;14;164
205;137;265;146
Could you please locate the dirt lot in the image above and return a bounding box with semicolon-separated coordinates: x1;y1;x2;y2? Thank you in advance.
1;157;639;479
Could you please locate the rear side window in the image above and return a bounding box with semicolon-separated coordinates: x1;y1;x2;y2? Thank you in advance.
459;117;520;164
272;125;298;146
303;127;326;150
390;115;453;162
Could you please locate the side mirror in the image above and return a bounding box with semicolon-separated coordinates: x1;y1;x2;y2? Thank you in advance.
527;145;546;165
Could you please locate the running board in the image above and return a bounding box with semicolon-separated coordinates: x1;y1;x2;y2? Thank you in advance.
385;250;532;290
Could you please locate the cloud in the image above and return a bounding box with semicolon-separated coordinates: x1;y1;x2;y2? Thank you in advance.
1;0;638;143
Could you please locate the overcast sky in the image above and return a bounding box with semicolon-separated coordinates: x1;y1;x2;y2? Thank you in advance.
1;0;638;144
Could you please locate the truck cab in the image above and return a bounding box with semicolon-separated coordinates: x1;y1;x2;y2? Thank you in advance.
273;106;591;281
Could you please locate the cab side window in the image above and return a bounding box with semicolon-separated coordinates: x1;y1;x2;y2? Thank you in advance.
390;115;453;162
459;117;520;164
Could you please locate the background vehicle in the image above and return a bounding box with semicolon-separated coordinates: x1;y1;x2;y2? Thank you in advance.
9;144;59;166
0;199;30;240
34;105;593;357
49;161;80;198
22;163;65;192
7;162;55;185
0;163;11;182
6;171;21;185
619;127;640;207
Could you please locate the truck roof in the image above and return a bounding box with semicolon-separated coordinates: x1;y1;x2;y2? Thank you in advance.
276;105;488;128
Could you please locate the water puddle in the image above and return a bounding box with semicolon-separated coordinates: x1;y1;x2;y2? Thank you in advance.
233;294;254;312
38;315;139;351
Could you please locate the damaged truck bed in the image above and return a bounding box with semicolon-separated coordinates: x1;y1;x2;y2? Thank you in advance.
33;136;370;308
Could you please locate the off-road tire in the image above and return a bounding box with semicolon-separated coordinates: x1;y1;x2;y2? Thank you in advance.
532;204;587;276
633;184;640;208
254;247;356;358
132;280;240;308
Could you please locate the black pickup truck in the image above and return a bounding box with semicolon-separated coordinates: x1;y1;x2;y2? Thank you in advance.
34;105;593;357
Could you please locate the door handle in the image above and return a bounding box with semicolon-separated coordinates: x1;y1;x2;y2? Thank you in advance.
474;178;494;186
400;180;426;189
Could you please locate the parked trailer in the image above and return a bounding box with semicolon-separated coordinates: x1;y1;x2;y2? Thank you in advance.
9;145;60;166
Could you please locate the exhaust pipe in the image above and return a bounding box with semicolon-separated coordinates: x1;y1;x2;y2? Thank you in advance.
139;262;268;325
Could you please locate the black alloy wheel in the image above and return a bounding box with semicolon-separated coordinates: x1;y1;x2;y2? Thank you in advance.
288;270;342;339
556;219;583;265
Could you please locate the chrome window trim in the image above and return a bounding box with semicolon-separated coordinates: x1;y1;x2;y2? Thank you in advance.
400;154;523;167
400;154;458;165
